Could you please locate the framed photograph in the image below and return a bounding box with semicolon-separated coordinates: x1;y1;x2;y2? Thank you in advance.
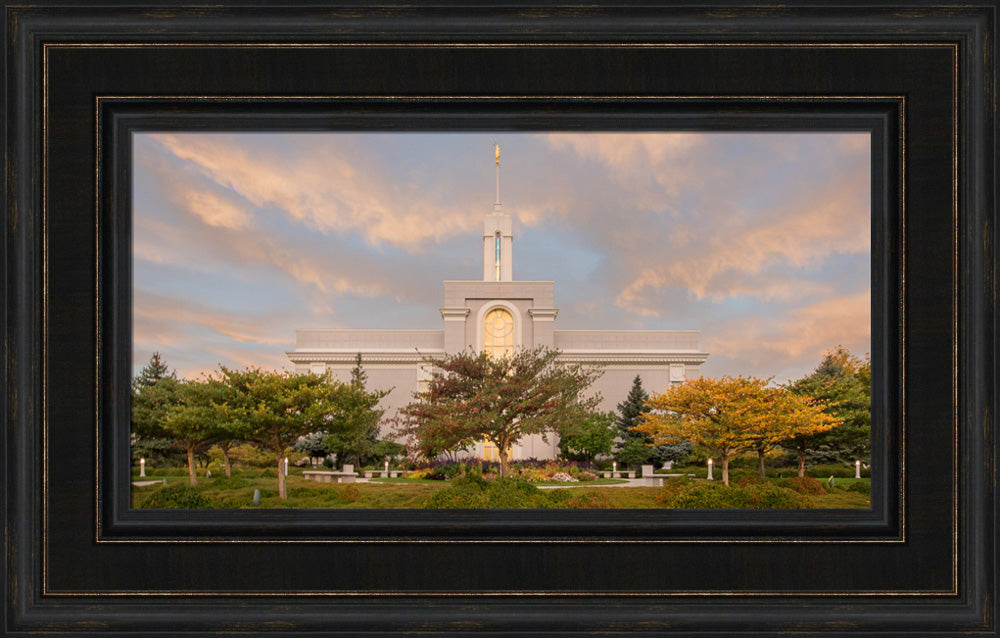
4;2;996;635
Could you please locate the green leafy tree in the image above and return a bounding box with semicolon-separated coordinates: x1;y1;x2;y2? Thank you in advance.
220;367;375;500
159;376;232;486
786;347;872;476
397;347;602;478
614;375;655;465
371;439;407;462
558;410;616;464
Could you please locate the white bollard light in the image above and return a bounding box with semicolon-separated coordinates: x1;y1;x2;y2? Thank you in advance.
855;459;862;479
284;457;289;476
139;458;146;477
612;461;617;475
707;458;714;480
385;460;390;476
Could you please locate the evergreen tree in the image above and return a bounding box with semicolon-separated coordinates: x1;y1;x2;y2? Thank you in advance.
786;347;871;475
131;353;184;467
133;352;174;389
350;353;367;389
616;375;650;433
328;354;390;466
614;375;655;464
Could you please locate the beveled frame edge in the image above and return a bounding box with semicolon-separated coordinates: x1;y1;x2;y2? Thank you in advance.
5;3;995;636
97;96;902;545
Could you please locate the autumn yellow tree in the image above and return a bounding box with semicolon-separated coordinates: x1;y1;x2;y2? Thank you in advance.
638;376;772;485
741;387;840;478
638;376;839;485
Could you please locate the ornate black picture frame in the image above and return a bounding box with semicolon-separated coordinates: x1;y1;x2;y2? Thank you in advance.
4;2;996;635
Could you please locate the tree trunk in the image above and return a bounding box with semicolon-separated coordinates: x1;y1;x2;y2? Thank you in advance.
187;444;198;486
498;446;510;478
222;445;232;478
758;448;766;478
277;452;287;500
721;455;730;486
797;446;807;478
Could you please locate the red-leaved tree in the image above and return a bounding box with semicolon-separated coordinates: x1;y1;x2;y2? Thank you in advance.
397;347;601;477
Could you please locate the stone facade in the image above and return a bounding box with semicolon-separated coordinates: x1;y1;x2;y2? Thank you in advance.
287;201;708;461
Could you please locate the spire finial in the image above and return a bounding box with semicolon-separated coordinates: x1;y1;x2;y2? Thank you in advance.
494;143;502;212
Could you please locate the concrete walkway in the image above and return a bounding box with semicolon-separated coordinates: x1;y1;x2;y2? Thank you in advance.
131;480;165;487
536;478;649;489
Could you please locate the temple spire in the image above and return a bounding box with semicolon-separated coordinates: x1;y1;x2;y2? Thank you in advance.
484;143;513;281
494;143;502;212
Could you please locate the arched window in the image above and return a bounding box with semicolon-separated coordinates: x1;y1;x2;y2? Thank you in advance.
483;308;514;358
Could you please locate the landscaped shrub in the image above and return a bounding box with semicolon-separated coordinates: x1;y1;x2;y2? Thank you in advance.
560;491;614;509
656;479;813;509
740;483;814;509
419;460;478;480
338;485;361;502
206;494;253;509
775;476;827;495
421;477;553;509
846;480;871;495
138;484;211;509
736;475;770;488
205;476;251;490
656;480;745;508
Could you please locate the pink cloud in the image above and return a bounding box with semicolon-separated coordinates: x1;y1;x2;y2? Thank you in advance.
702;291;871;380
181;191;252;230
150;133;480;249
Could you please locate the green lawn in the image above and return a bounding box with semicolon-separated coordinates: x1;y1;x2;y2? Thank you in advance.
132;470;869;509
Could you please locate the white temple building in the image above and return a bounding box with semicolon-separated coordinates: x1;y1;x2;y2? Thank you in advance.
287;147;709;461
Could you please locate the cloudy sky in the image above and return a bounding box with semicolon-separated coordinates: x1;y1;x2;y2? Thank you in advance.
133;131;870;385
